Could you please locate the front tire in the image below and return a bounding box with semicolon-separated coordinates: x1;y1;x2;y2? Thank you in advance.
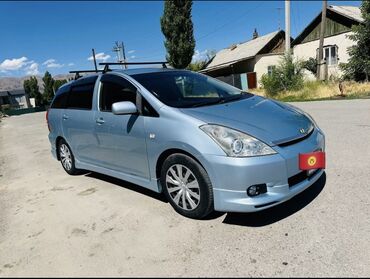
58;139;80;175
160;154;214;219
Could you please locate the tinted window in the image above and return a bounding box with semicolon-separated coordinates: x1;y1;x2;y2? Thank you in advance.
67;83;95;110
51;85;70;109
100;76;137;112
132;71;250;108
51;92;69;109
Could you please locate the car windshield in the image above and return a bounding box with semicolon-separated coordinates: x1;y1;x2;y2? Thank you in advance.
131;71;253;108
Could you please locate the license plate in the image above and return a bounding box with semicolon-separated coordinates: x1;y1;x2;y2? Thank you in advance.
299;151;326;170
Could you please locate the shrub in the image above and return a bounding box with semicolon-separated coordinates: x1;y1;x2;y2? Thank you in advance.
303;57;317;75
260;54;304;97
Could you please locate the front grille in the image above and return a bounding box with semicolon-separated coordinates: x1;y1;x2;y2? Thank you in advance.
288;169;320;187
277;128;314;147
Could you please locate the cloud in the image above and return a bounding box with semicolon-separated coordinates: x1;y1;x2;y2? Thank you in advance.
68;63;75;66
43;58;64;68
192;49;213;62
128;50;136;54
130;55;136;59
43;59;56;65
88;52;111;62
0;57;29;71
25;62;39;75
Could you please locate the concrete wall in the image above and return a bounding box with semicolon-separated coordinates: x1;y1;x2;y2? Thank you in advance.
293;31;356;80
253;53;284;87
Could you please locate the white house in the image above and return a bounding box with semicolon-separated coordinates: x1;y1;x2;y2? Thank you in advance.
0;89;31;109
200;30;290;89
292;5;363;80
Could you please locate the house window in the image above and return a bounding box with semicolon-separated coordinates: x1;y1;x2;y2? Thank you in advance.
267;65;276;76
318;45;338;66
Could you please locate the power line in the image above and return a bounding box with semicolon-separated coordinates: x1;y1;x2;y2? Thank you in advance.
195;2;264;42
277;7;283;30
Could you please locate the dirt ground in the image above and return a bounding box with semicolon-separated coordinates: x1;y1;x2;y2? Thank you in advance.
0;99;369;277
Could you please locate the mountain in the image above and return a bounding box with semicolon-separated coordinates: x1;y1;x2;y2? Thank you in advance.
0;74;73;91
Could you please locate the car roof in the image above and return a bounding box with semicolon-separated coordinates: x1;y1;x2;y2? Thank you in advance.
57;67;185;94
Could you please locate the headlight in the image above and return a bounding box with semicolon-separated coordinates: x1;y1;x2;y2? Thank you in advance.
200;125;277;157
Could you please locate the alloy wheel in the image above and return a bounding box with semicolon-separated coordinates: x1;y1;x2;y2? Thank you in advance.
166;164;200;211
59;144;72;171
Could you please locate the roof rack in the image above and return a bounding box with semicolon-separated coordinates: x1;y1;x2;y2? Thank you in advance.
69;61;169;80
69;69;105;80
99;61;169;72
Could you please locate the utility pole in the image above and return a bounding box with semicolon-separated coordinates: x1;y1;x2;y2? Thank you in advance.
285;0;291;56
113;41;127;69
91;48;98;72
317;0;327;80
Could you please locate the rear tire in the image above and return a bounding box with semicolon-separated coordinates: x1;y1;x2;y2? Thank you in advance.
58;139;80;175
160;154;214;219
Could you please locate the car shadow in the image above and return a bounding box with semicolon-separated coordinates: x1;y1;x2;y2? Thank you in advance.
222;172;327;227
84;171;326;225
85;172;168;203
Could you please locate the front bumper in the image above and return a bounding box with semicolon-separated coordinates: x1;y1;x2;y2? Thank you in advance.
201;128;325;212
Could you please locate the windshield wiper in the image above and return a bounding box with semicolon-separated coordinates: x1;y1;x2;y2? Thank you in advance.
189;97;227;108
190;94;245;108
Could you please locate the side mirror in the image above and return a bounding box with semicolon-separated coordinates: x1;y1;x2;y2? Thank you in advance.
112;101;137;115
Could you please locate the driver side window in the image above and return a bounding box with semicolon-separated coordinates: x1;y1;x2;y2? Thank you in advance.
99;75;137;112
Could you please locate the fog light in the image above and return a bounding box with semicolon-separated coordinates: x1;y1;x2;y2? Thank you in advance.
247;184;267;197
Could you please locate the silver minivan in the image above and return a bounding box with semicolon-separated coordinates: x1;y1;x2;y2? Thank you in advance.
47;66;325;219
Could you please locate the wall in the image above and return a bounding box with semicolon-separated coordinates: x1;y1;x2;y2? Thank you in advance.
293;31;356;79
253;53;284;87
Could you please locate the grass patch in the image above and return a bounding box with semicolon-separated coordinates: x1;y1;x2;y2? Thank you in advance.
251;80;370;102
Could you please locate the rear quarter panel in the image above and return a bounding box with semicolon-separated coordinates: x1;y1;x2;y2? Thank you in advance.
48;108;64;157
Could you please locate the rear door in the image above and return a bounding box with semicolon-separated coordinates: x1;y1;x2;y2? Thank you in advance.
62;76;98;164
92;73;150;179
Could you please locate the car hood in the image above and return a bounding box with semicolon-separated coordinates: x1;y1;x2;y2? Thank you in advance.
180;95;313;146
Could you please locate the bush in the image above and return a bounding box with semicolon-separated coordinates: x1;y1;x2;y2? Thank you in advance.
260;54;304;97
303;57;317;75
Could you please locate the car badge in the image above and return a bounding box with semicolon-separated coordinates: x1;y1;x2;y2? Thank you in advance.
299;128;306;134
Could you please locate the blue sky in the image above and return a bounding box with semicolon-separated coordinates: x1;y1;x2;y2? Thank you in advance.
0;0;360;77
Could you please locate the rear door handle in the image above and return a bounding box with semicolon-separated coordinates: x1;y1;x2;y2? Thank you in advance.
96;118;105;125
62;114;69;120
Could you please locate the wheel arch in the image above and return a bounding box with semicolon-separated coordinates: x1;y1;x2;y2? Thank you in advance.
55;136;65;161
155;148;206;180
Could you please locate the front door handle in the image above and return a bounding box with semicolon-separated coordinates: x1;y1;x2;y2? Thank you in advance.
96;118;105;125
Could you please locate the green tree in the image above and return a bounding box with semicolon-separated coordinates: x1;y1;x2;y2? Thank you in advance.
23;76;43;107
42;71;55;104
53;79;68;92
303;57;318;75
260;54;304;97
187;50;216;72
160;0;195;69
341;0;370;81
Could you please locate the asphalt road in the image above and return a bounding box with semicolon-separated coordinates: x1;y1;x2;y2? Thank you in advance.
0;99;369;277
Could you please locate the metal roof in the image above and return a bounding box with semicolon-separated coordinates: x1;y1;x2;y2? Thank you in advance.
0;89;26;97
201;30;281;72
292;5;363;46
328;5;363;23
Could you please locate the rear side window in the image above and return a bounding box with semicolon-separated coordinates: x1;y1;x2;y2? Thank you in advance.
100;75;137;112
51;85;70;109
51;91;69;109
67;83;95;110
